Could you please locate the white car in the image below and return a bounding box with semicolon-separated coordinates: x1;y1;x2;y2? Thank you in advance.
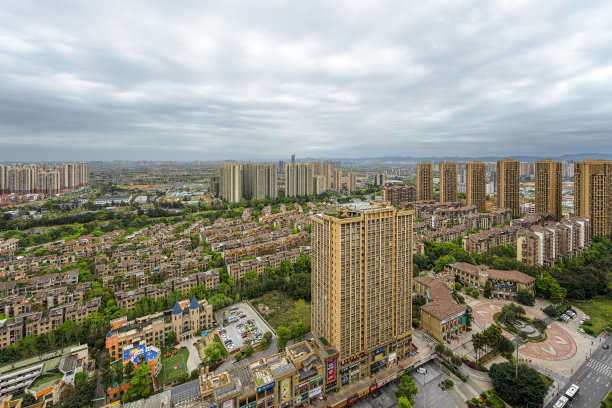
578;328;585;333
416;367;427;374
583;316;590;320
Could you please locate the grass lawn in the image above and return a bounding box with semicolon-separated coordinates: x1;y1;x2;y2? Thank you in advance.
251;291;311;330
157;348;189;386
601;388;612;408
571;298;612;336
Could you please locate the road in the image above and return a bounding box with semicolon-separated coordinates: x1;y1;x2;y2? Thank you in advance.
93;350;107;408
546;335;612;408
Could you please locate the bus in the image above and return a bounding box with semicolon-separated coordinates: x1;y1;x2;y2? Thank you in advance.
565;384;580;401
553;395;569;408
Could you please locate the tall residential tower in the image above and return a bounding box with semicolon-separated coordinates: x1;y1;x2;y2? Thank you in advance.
466;161;486;212
535;159;562;221
574;159;612;235
417;162;433;201
439;162;458;203
496;158;520;216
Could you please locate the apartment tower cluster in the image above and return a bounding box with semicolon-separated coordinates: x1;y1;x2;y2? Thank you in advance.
219;163;278;203
0;162;88;195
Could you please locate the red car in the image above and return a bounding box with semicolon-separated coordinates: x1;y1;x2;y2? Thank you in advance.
241;333;248;338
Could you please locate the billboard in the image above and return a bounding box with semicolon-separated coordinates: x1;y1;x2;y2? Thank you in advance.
280;378;291;405
222;399;233;408
327;359;336;383
257;382;275;393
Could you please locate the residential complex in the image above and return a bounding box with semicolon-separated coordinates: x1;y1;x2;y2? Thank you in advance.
439;162;457;203
466;161;486;212
445;262;535;299
496;158;520;216
220;163;278;202
0;162;88;195
416;162;433;201
535;159;563;221
574;159;612;235
311;202;413;388
414;276;466;342
286;163;314;197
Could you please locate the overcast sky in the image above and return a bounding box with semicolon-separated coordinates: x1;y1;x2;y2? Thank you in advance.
1;0;611;161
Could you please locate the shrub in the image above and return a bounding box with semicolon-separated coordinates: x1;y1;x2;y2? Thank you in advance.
470;290;479;298
583;320;593;326
412;318;420;328
455;282;462;291
444;379;454;388
584;327;594;335
456;293;465;304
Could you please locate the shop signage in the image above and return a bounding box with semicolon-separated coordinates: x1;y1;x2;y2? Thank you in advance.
350;369;360;376
374;347;384;356
388;352;396;362
347;394;359;404
341;375;349;384
396;329;413;341
222;400;234;408
327;359;336;383
257;382;275;393
440;310;465;325
358;389;369;398
369;384;378;392
296;381;308;390
257;395;273;405
374;353;383;362
309;374;323;384
340;367;349;375
245;403;257;408
309;386;322;399
349;362;361;370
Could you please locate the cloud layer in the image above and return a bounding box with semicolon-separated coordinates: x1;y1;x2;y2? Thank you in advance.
1;0;611;161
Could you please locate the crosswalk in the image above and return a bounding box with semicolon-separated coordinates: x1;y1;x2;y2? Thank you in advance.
584;358;612;377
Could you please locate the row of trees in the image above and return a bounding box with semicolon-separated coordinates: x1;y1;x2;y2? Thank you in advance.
471;325;514;360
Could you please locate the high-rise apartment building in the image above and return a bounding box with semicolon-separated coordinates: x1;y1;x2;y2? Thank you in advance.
312;161;323;176
574;159;612;235
373;174;386;186
439;162;457;203
286;163;314;197
466;161;486;212
220;163;243;203
535;159;562;221
314;175;326;195
323;162;333;189
311;203;413;387
291;153;296;164
496;158;520;217
278;160;286;174
333;169;342;190
417;162;433;201
347;172;356;192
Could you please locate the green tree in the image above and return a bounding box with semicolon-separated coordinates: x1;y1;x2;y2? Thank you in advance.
483;281;493;298
517;289;535;306
124;363;152;402
489;362;548;408
434;255;456;273
397;396;413;408
243;345;254;357
291;321;308;340
124;361;135;378
395;375;418;404
167;331;176;345
277;326;292;349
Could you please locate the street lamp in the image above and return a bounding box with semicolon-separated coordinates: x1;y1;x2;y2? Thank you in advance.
512;335;522;378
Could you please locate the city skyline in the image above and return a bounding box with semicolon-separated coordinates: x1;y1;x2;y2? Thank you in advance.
2;1;612;161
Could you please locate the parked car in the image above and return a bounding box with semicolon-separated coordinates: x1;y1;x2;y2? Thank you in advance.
578;328;585;333
583;315;590;320
416;367;427;374
602;344;609;349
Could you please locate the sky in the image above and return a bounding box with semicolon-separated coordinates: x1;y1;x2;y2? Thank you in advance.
1;0;612;161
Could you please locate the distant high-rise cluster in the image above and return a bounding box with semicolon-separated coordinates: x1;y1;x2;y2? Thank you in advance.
219;162;278;202
0;162;88;195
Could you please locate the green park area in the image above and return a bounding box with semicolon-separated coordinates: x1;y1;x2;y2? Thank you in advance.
157;348;189;386
251;291;310;330
572;298;612;336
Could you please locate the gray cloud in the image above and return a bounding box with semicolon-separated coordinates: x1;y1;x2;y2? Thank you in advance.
1;0;612;161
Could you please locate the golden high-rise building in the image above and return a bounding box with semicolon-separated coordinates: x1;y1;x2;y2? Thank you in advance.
312;161;323;176
220;163;243;203
242;163;278;200
417;162;433;201
333;169;342;190
313;175;326;195
439;162;457;203
466;161;486;212
286;162;314;197
574;159;612;236
535;160;562;221
323;162;332;189
347;172;356;192
496;158;520;216
311;204;413;386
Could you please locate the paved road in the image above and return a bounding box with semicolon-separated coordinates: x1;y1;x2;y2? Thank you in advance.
93;350;107;408
546;335;612;408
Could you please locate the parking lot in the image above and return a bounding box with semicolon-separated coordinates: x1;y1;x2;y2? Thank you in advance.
215;302;276;351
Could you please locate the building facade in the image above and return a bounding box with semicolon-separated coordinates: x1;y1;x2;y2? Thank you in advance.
310;203;413;389
439;162;457;203
347;172;356;193
416;162;433;201
574;159;612;236
496;158;520;216
466;161;486;212
535;159;562;221
220;163;243;203
333;169;342;190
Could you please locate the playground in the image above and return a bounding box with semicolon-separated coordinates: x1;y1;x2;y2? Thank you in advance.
157;348;189;386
